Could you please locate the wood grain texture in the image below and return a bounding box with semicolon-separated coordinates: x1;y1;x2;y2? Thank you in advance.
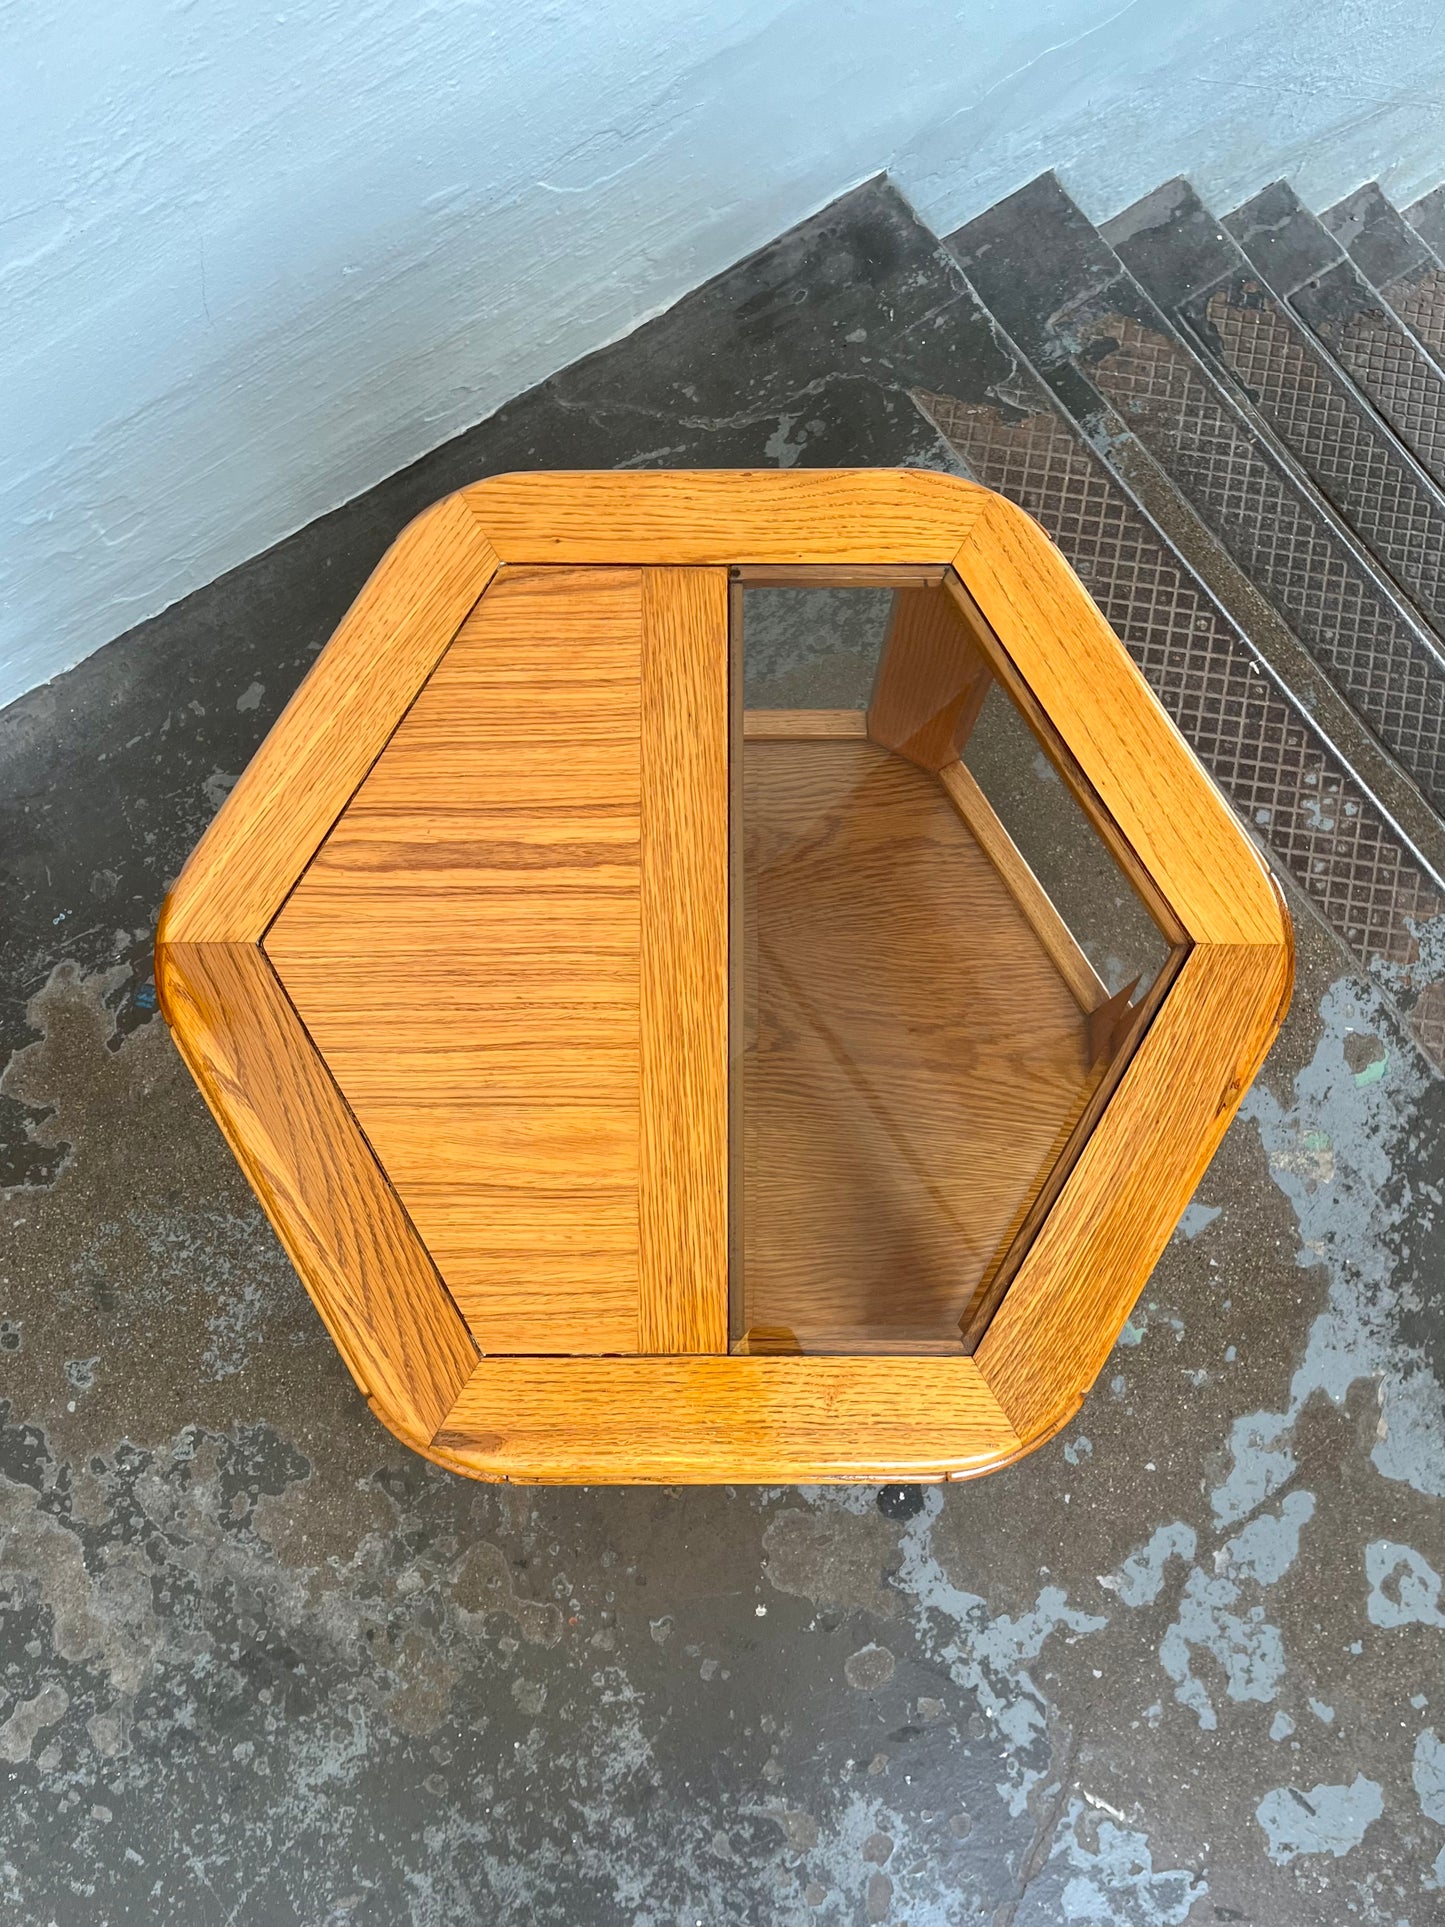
159;495;499;943
951;496;1286;946
153;472;1294;1484
935;759;1107;1013
432;1354;1019;1482
978;938;1293;1441
638;568;730;1353
744;710;869;740
742;738;1093;1347
155;941;477;1441
728;577;747;1346
940;570;1185;947
464;469;988;565
267;567;645;1356
733;565;948;588
867;584;992;771
956;947;1184;1352
1086;977;1142;1064
956;1061;1109;1350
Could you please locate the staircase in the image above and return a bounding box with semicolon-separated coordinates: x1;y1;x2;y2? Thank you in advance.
909;170;1445;1073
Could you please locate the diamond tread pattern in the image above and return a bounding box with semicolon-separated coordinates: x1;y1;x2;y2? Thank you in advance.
1382;263;1445;366
1081;313;1445;810
1319;295;1445;489
917;386;1445;1066
1200;285;1445;632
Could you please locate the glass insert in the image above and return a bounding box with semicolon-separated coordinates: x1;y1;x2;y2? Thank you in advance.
732;575;1181;1357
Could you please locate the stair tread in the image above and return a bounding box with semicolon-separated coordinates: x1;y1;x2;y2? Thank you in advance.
1227;181;1445;492
1318;181;1445;381
1320;182;1439;288
1405;184;1445;262
948;173;1445;826
819;187;1440;1065
1106;176;1445;651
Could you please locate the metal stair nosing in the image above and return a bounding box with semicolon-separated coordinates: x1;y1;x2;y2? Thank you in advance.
893;227;1445;1069
1323;182;1444;281
1099;175;1445;653
1405;183;1445;264
1225;181;1445;492
943;172;1445;845
1320;180;1445;388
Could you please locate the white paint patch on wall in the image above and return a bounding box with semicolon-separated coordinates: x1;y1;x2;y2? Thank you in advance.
5;0;1445;705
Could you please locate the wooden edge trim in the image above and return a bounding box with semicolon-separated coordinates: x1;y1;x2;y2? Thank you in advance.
1267;866;1299;1035
638;569;730;1352
427;1355;1021;1484
949;498;1287;948
462;469;989;565
939;566;1186;947
743;709;870;740
731;565;948;587
976;936;1293;1445
957;941;1188;1351
156;940;478;1441
935;759;1108;1012
728;577;746;1345
159;494;500;943
946;1389;1084;1479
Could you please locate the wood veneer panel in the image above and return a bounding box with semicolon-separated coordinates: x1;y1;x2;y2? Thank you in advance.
867;584;992;771
638;570;730;1352
464;469;988;565
935;759;1107;1013
432;1355;1019;1482
951;496;1284;946
160;496;499;943
267;566;645;1356
742;738;1093;1345
978;938;1292;1439
156;941;476;1441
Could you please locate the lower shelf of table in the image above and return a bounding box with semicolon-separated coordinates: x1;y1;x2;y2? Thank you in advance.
736;736;1098;1353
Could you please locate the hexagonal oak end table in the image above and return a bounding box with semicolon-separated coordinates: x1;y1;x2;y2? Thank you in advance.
156;471;1292;1484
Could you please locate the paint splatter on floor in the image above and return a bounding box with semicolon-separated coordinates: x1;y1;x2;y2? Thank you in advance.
1;179;1442;1923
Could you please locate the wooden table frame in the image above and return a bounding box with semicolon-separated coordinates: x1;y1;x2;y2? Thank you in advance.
157;471;1292;1483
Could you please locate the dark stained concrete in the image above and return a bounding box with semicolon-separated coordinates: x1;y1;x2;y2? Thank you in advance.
2;180;1444;1925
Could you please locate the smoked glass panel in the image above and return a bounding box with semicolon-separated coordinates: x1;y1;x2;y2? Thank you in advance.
733;581;1178;1355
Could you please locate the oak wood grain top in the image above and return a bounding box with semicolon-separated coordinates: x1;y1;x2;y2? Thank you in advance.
432;1354;1019;1482
638;570;730;1352
160;495;499;943
155;471;1293;1484
463;469;989;564
156;941;477;1440
979;937;1292;1441
267;566;646;1356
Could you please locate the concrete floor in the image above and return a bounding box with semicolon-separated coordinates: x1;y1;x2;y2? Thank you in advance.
2;182;1444;1925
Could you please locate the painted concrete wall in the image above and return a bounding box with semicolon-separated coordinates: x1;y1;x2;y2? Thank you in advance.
6;0;1444;706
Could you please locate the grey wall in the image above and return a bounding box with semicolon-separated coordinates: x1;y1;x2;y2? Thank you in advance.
6;0;1443;707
